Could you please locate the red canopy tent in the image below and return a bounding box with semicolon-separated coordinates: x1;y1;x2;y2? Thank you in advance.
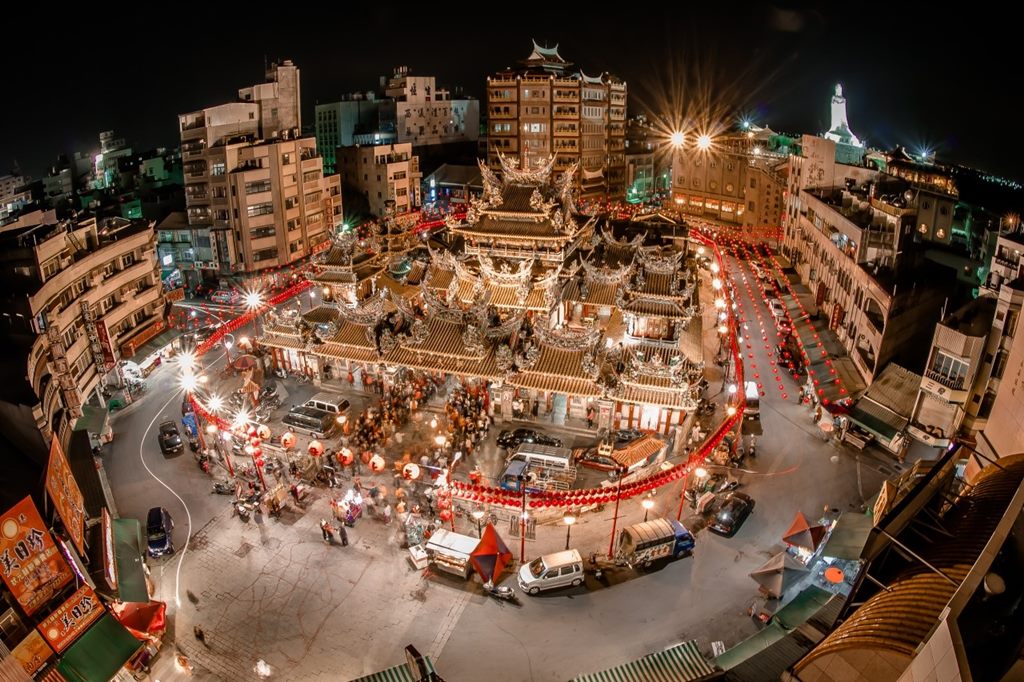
469;523;512;585
111;600;167;642
783;511;827;552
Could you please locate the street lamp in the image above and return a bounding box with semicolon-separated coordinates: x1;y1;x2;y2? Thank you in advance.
678;466;710;519
641;495;655;523
471;508;486;538
223;337;234;365
669;131;685;148
308;288;317;310
607;465;627;559
696;134;713;151
562;510;576;550
245;289;265;337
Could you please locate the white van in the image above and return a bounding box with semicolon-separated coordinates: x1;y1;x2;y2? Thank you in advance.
303;392;350;416
505;444;574;472
744;381;760;419
518;549;584;595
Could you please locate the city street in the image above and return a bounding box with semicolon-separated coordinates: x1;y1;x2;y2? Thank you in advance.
99;266;893;681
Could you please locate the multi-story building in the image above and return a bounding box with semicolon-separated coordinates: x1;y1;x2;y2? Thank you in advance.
486;41;627;200
0;212;162;446
671;126;789;239
782;140;957;384
336;142;420;217
315;66;479;175
179;60;340;279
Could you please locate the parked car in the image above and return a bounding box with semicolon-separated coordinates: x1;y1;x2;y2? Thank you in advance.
610;428;645;447
518;549;584;595
574;448;620;472
497;428;563;450
193;282;217;299
707;492;755;538
158;421;184;455
146;507;175;558
210;289;240;305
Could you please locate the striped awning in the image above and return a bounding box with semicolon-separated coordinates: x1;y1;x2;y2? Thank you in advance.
350;656;436;682
574;640;718;682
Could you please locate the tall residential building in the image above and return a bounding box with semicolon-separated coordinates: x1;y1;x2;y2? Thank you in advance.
486;41;627;200
179;60;341;279
0;212;162;445
337;142;421;217
315;66;479;175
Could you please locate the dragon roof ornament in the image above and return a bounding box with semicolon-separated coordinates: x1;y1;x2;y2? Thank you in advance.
478;254;533;284
497;151;557;185
335;289;387;326
533;316;602;351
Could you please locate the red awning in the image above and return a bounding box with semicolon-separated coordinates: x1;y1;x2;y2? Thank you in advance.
470;523;513;584
112;600;167;641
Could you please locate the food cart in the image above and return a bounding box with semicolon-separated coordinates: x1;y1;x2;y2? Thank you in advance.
424;529;479;578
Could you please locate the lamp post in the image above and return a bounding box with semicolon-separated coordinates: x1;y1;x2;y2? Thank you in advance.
517;473;528;563
641;495;655;523
471;508;485;538
308;288;317;310
562;510;576;550
245;290;265;337
677;466;709;520
607;465;627;559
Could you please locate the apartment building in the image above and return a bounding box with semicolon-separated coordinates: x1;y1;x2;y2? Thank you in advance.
486;41;626;200
337;142;421;217
315;66;479;175
0;212;161;447
179;60;340;277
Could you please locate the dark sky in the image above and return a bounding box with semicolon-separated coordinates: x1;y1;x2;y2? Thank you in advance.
4;4;1018;180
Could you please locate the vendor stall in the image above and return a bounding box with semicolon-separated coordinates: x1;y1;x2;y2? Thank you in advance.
424;529;479;578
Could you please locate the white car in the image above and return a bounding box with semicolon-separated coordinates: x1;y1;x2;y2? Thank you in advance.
768;299;788;321
210;289;240;305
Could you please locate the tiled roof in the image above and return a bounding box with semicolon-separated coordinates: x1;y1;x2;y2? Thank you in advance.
259;334;307;351
302;306;340;326
618;383;691;409
510;346;602;396
633;271;678;298
611;435;665;468
562;279;619;306
458;215;566;240
623;298;689;318
495;185;545;213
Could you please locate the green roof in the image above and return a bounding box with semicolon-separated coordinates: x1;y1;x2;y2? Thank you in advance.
574;640;718;681
713;624;788;671
771;585;834;631
113;518;149;603
56;613;142;682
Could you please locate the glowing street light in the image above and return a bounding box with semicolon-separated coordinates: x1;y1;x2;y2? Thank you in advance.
696;134;713;151
695;467;708;480
471;508;486;537
233;409;250;430
180;373;198;393
726;406;737;417
712;278;723;290
207;395;223;413
179;352;196;373
562;510;577;550
714;298;727;309
710;261;720;274
434;434;448;447
669;131;685;148
718;324;728;334
640;495;655;523
245;289;265;336
728;383;738;395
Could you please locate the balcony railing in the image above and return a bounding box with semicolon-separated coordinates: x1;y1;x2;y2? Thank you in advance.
924;369;966;390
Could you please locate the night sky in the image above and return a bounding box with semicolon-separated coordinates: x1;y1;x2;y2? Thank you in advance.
4;5;1018;180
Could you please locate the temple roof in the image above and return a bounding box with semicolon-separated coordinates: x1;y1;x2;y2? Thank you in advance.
527;40;566;63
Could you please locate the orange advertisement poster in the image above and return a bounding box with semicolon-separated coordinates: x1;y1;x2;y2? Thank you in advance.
37;584;104;653
45;435;85;554
0;496;74;615
10;629;54;675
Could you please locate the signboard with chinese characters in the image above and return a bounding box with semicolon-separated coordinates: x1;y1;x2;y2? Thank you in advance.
101;508;117;591
45;435;86;555
95;319;116;372
37;584;103;652
0;496;74;615
10;629;54;675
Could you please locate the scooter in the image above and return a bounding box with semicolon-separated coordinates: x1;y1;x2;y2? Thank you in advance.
232;500;251;522
483;582;519;604
188;437;200;453
212;481;235;495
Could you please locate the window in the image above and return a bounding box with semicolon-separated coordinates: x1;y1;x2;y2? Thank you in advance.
285;197;299;210
210;163;226;176
120;253;136;268
992;349;1009;379
748;201;755;211
750;178;756;188
282;153;293;165
251;226;276;239
1005;309;1019;338
252;248;278;262
305;191;322;206
929;350;968;387
286;218;300;231
246;202;274;218
303;170;320;183
245;179;272;195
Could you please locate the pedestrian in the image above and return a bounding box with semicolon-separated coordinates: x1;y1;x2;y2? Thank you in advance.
193;625;206;645
320;518;334;544
338;522;349;546
586;408;594;429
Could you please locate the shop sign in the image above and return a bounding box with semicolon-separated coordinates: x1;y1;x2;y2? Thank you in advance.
101;508;117;591
45;435;85;554
37;584;103;652
95;319;117;372
0;496;74;615
10;630;54;675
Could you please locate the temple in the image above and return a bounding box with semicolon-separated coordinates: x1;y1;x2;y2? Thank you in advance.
259;155;709;434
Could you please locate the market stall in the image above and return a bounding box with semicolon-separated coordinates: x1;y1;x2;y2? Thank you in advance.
424;529;479;578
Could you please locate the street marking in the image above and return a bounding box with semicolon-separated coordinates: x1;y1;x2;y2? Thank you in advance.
426;587;473;661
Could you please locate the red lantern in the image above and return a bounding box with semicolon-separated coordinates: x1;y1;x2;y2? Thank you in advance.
257;424;272;441
403;463;421;480
369;454;386;472
439;509;453;522
281;432;296;449
308;440;324;457
338;449;354;465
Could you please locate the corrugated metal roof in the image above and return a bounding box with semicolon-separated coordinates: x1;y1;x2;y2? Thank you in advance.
862;363;920;415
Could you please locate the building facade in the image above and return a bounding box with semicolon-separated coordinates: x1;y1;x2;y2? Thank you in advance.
671;127;789;239
179;60;340;279
336;142;421;217
486;41;626;201
0;213;162;446
315;66;479;175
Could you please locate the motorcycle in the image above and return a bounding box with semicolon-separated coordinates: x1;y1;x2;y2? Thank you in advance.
196;452;213;474
188;437;200;453
232;500;251;522
274;367;288;379
483;582;519;604
212;481;235;495
748;436;757;459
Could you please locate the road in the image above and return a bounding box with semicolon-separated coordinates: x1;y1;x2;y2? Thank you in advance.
102;278;889;681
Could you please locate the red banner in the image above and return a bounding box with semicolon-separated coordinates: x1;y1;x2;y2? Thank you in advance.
45;435;85;554
37;584;103;652
95;319;116;372
0;497;74;615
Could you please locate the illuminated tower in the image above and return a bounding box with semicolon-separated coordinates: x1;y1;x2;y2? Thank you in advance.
824;83;862;147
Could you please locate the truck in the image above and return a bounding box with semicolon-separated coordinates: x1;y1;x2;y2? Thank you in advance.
615;518;695;568
499;460;574;493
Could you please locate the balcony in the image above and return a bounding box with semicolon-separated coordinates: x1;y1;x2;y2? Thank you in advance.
922;370;970;403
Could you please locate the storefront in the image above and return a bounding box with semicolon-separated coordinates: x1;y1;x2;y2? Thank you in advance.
55;613;144;682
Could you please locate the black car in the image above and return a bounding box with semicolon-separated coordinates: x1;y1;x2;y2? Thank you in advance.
573;448;620;472
496;428;563;450
146;507;174;558
192;282;217;299
158;421;184;455
611;428;645;447
707;492;755;538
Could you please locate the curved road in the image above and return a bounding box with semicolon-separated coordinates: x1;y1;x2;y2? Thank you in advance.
104;279;888;680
